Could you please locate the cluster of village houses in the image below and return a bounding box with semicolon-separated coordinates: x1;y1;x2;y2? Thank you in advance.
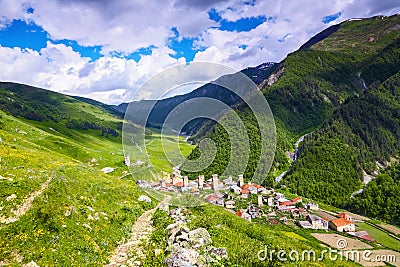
137;173;374;243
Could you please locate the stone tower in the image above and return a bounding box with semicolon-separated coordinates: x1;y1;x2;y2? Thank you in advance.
237;174;244;187
212;174;219;191
183;176;189;187
258;195;263;207
160;179;166;188
198;175;204;188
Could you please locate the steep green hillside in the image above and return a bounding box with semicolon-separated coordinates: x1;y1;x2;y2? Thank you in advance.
0;82;121;141
184;15;400;208
350;164;400;226
0;109;154;265
284;71;400;205
0;84;195;265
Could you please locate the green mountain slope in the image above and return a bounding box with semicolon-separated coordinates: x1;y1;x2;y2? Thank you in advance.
0;83;193;265
350;164;400;226
283;71;400;215
184;15;400;212
0;108;154;265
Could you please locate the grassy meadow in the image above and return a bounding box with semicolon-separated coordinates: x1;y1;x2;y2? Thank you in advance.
0;101;194;265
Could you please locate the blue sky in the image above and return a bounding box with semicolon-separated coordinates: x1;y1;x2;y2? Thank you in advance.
0;0;399;103
0;7;269;63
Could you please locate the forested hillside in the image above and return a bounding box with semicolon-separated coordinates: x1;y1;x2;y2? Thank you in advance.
184;15;400;214
283;72;400;207
350;164;400;226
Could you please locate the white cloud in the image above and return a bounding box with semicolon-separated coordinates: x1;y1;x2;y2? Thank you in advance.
0;0;28;28
15;0;217;54
0;43;187;104
193;0;399;68
0;0;399;103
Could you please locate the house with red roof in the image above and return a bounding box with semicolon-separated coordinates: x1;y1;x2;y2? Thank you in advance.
279;201;294;206
241;184;251;190
337;212;354;221
205;194;218;204
329;218;355;232
292;197;302;203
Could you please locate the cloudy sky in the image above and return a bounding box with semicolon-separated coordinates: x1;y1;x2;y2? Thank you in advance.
0;0;399;104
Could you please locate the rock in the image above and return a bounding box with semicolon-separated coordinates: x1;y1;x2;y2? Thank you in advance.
169;208;181;216
208;247;228;259
167;223;179;236
165;248;199;267
179;240;190;249
101;167;115;174
6;194;17;202
188;228;212;249
181;227;190;233
166;223;178;231
138;195;152;203
168;235;176;246
23;261;40;267
159;202;169;212
167;243;182;253
175;232;189;243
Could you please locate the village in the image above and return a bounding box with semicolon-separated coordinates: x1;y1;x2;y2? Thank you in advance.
136;171;376;244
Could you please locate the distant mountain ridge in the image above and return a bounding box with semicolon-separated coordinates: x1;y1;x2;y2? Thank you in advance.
113;62;277;133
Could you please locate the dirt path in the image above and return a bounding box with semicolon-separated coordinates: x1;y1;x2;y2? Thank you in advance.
0;176;52;225
105;197;170;267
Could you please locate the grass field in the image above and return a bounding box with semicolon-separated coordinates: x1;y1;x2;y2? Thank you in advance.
0;105;195;265
145;132;195;174
372;221;400;236
356;222;400;251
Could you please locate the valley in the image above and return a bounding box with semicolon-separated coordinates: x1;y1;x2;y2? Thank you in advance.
0;12;399;267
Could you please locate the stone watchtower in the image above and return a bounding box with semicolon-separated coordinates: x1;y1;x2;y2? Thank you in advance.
160;179;166;188
237;174;244;187
212;174;219;191
258;195;263;207
183;176;189;187
198;175;204;188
